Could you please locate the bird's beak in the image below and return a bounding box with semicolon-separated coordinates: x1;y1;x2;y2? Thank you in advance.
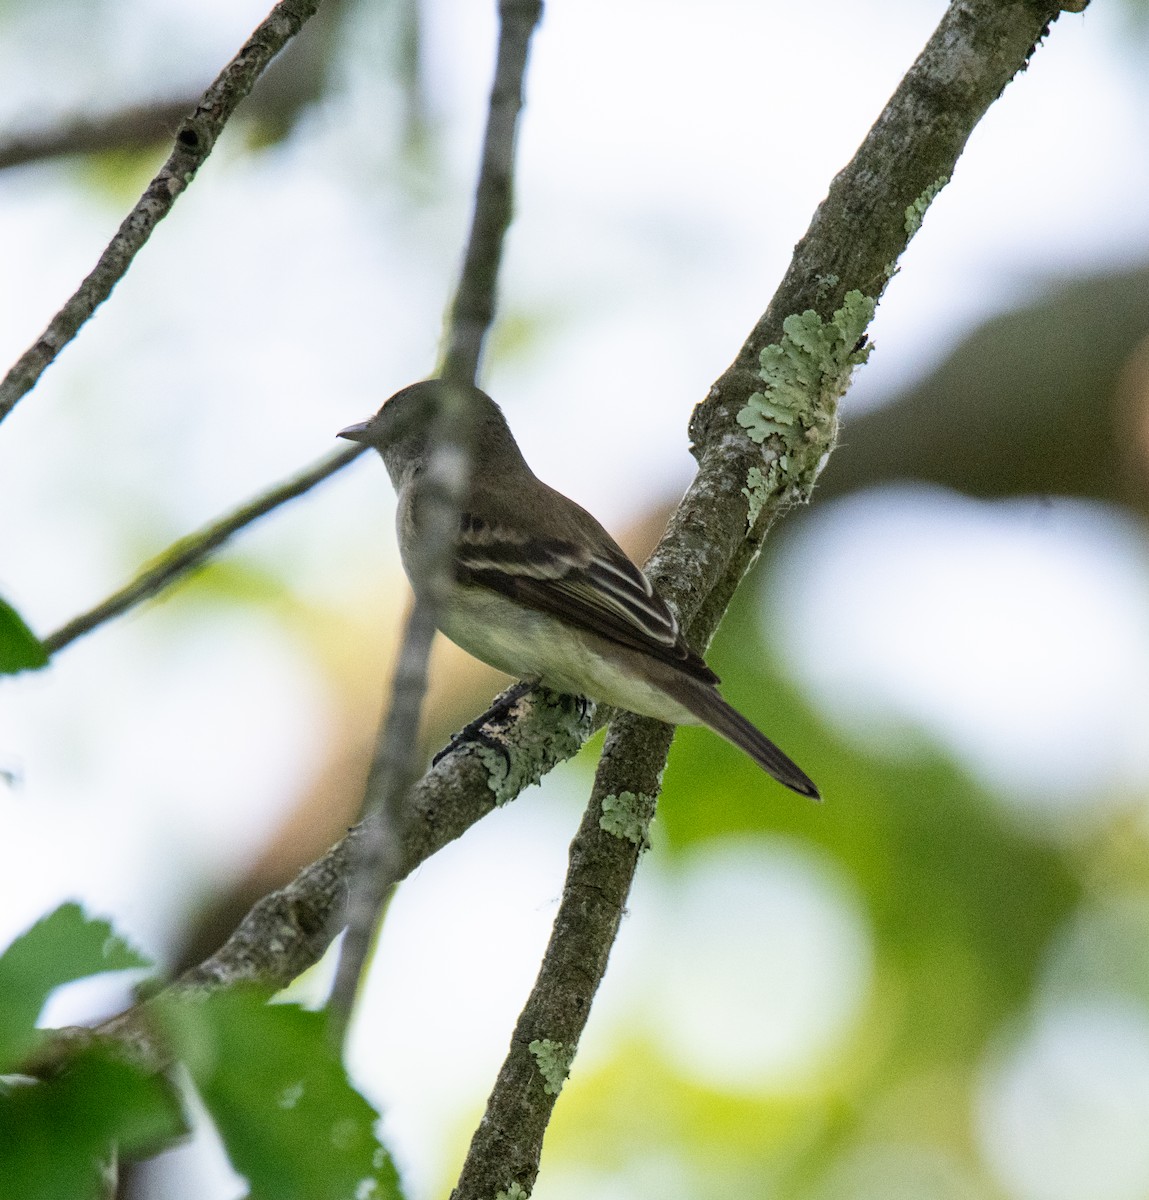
337;420;372;443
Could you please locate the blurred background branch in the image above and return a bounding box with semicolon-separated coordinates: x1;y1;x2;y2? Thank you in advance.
327;0;545;1044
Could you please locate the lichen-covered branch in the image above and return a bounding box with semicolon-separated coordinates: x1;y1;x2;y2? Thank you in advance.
680;0;1091;643
20;687;596;1077
175;688;593;997
0;0;324;425
450;2;1087;1195
452;715;668;1200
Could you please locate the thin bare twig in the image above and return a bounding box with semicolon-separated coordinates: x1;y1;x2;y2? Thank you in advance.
450;2;1087;1195
326;0;545;1044
0;0;324;425
440;0;542;384
41;445;363;656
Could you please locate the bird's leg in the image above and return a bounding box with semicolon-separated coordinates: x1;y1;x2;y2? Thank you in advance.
432;680;535;767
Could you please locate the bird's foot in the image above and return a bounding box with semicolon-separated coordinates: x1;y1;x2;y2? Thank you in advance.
432;680;534;768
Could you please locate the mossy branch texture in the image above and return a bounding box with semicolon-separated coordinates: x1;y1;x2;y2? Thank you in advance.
736;290;874;526
528;1038;573;1097
0;0;324;424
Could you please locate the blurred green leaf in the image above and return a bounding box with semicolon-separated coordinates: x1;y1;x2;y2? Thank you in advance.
542;1040;826;1198
0;903;151;1070
639;578;1082;1189
0;1048;184;1200
161;988;403;1200
668;583;1079;1068
0;595;48;674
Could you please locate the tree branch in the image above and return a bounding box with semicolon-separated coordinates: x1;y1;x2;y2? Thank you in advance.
41;445;363;656
440;0;542;383
450;2;1087;1195
21;685;598;1079
0;99;203;172
0;0;324;425
23;0;1085;1148
326;0;545;1043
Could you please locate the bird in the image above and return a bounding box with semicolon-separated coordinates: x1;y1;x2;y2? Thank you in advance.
338;379;819;799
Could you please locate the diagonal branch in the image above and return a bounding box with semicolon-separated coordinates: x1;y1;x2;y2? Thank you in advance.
0;0;325;425
41;445;363;656
20;685;598;1079
449;2;1088;1195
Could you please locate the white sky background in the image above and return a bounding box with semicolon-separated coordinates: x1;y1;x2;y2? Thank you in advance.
1;1;1149;1197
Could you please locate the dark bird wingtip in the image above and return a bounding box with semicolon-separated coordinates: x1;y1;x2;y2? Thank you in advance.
783;769;821;802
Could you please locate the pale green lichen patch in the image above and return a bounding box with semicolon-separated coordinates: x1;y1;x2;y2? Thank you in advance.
599;790;653;847
736;290;874;521
529;1038;573;1096
476;740;531;805
477;690;593;804
495;1185;529;1200
741;465;769;526
904;174;950;238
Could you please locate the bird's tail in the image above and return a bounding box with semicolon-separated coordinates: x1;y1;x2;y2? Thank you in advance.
677;681;820;800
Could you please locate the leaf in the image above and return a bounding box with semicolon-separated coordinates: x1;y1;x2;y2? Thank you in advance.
0;595;48;674
161;988;404;1200
0;903;151;1070
0;1048;184;1200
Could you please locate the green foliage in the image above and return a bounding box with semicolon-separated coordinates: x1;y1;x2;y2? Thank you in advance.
0;902;149;1070
0;594;49;674
547;575;1081;1193
0;1051;185;1200
0;906;404;1199
75;146;170;208
160;988;403;1200
668;580;1078;1071
0;1049;184;1200
0;904;179;1200
542;1040;822;1195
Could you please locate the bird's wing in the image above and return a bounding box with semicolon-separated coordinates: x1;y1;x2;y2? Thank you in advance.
455;514;718;684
